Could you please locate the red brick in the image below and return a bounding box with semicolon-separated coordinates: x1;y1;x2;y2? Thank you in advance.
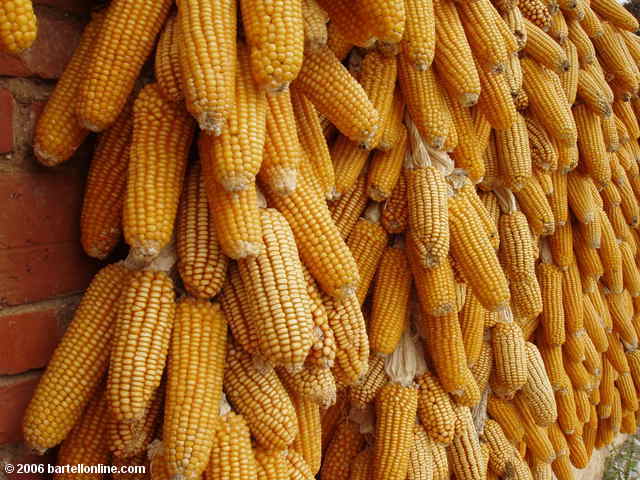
0;242;97;307
0;7;85;79
0;300;78;375
0;171;86;249
0;89;14;154
0;372;41;444
35;0;93;15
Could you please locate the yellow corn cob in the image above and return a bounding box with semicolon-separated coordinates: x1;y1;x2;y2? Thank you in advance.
471;339;494;391
124;84;195;263
427;436;449;480
492;321;529;397
432;0;481;106
108;383;163;458
381;173;408;234
449;188;510;311
449;405;486;480
406;165;449;268
369;244;411;355
346;205;388;304
495;113;532;190
521;58;577;145
175;0;237;133
206;412;257;480
378;90;405;152
402;0;435;70
320;418;364;480
329;174;367;239
504;51;524;98
537;258;566;346
549;220;572;270
556;386;581;435
406;425;433;480
519;0;552;30
513;175;555;236
56;390;110;479
398;53;455;150
374;384;420;480
599;209;624;293
591;0;639;31
294;45;380;147
593;24;639;95
254;448;288;480
482;419;518;476
601;183;622;210
524;19;570;73
567;170;597;223
108;269;175;423
201;168;263;259
349;449;373;480
416;370;456;445
534;168;554;196
581;3;604;37
498;209;543;319
447;93;485;182
77;0;172;132
549;8;568;41
479;133;500;192
0;0;37;54
577;69;613;118
331;135;371;198
164;299;227;480
324;293;369;385
199;43;266;192
614;99;640;140
320;390;347;451
357;0;405;44
286;449;314;480
267;166;360;299
607;291;638;348
80;102;132;260
278;364;336;408
457;0;509;72
286;390;321;475
291;89;334;199
620;242;640;296
34;12;102;166
459;291;486;368
563;354;593;390
224;343;298;449
357;50;397;151
260;89;306;195
317;0;374;48
23;263;129;453
518;402;556;462
526;114;558;172
420;311;472;395
367;127;408;201
219;263;259;356
409;242;457;316
301;0;328;51
487;395;526;444
617;371;639;411
520;342;557;427
238;208;313;368
350;355;388;409
567;19;596;65
177;164;228;299
472;108;493;154
155;15;183;103
476;62;518;130
562;263;585;336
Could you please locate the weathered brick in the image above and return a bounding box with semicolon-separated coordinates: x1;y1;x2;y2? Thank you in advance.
0;372;41;444
35;0;93;16
0;7;85;79
0;170;86;249
0;89;14;154
0;297;79;375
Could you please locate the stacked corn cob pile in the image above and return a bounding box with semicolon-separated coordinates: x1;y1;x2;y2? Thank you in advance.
17;0;640;477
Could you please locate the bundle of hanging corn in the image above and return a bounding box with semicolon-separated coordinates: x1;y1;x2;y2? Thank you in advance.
9;0;640;478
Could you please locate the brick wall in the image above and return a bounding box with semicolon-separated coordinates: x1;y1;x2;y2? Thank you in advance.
0;1;99;473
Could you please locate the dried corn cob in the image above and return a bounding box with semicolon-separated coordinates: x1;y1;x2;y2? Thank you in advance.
23;263;128;453
77;0;172;132
108;269;175;423
155;15;183;102
124;83;195;263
